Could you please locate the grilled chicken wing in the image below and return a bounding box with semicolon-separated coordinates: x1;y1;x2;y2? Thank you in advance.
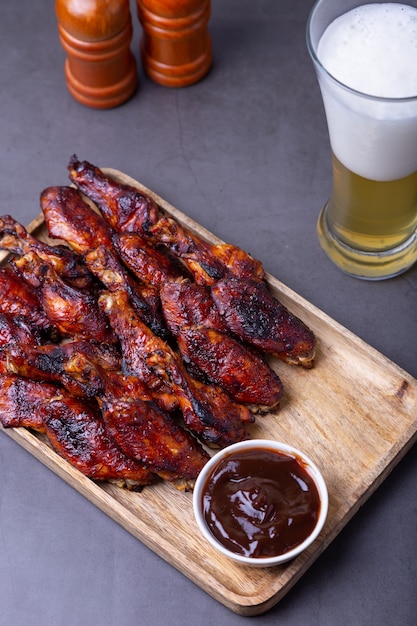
159;279;228;333
149;216;265;286
69;359;209;486
12;251;116;344
0;214;95;291
0;374;155;489
0;157;319;492
100;390;209;486
41;186;168;338
0;340;120;398
0;375;59;430
4;336;178;415
64;157;316;367
17;345;208;486
113;231;186;286
149;221;316;366
40;186;114;255
68;155;159;234
40;393;155;488
176;327;283;410
0;266;52;332
211;277;316;368
0;312;42;347
85;245;169;339
99;289;254;447
160;281;283;410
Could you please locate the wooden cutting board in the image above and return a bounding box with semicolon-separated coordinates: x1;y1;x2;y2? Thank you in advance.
1;168;416;616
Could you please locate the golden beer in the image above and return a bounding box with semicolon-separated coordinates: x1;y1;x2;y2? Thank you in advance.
308;0;417;279
326;154;417;251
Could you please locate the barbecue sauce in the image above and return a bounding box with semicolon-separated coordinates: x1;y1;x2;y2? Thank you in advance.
202;448;321;558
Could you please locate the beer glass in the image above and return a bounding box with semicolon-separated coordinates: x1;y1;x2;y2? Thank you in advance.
307;0;417;279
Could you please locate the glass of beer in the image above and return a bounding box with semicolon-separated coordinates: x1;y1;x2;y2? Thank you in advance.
307;0;417;279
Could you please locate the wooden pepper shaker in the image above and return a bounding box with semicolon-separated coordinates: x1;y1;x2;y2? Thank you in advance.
55;0;137;108
136;0;212;87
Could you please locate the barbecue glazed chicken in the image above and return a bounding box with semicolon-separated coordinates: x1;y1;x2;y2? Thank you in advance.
65;157;315;366
41;185;114;254
46;355;209;487
96;366;210;485
0;266;53;333
113;231;186;287
0;375;155;489
0;155;318;494
84;245;168;340
40;392;155;488
68;155;159;234
149;215;265;286
11;251;116;345
0;312;42;347
41;186;168;339
0;342;209;488
0;340;120;399
147;218;316;366
99;289;254;447
0;376;59;431
0;214;95;291
160;280;284;410
211;277;316;368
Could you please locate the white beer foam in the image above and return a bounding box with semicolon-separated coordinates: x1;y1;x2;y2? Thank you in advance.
317;3;417;180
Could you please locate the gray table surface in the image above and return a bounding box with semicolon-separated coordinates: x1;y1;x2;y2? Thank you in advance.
1;1;416;624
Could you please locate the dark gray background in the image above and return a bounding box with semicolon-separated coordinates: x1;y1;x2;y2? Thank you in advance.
0;1;416;624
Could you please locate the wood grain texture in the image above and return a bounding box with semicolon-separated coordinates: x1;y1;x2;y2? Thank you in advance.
1;168;416;615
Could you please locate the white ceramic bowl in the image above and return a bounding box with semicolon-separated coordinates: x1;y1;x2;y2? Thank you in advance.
193;439;328;567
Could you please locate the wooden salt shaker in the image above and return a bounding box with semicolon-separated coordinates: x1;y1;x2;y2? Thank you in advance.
136;0;212;87
55;0;137;108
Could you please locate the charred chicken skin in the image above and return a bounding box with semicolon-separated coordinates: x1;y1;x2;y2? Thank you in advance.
0;266;52;332
0;374;155;489
41;185;114;255
40;392;155;488
0;312;42;347
0;375;59;431
0;341;117;399
46;352;209;485
40;187;168;339
67;157;316;367
11;251;116;345
158;279;228;334
67;155;159;234
0;214;95;291
160;281;283;410
149;216;265;286
211;277;316;368
99;389;209;485
0;345;208;486
99;289;253;447
147;219;316;366
84;245;168;340
0;156;319;493
113;231;186;287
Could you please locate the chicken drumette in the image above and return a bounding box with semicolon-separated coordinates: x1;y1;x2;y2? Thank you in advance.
0;374;155;489
0;266;52;332
11;251;116;345
41;186;168;339
0;214;95;291
160;280;284;410
67;155;159;234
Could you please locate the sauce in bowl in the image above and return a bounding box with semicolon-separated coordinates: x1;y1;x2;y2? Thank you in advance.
194;441;327;564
